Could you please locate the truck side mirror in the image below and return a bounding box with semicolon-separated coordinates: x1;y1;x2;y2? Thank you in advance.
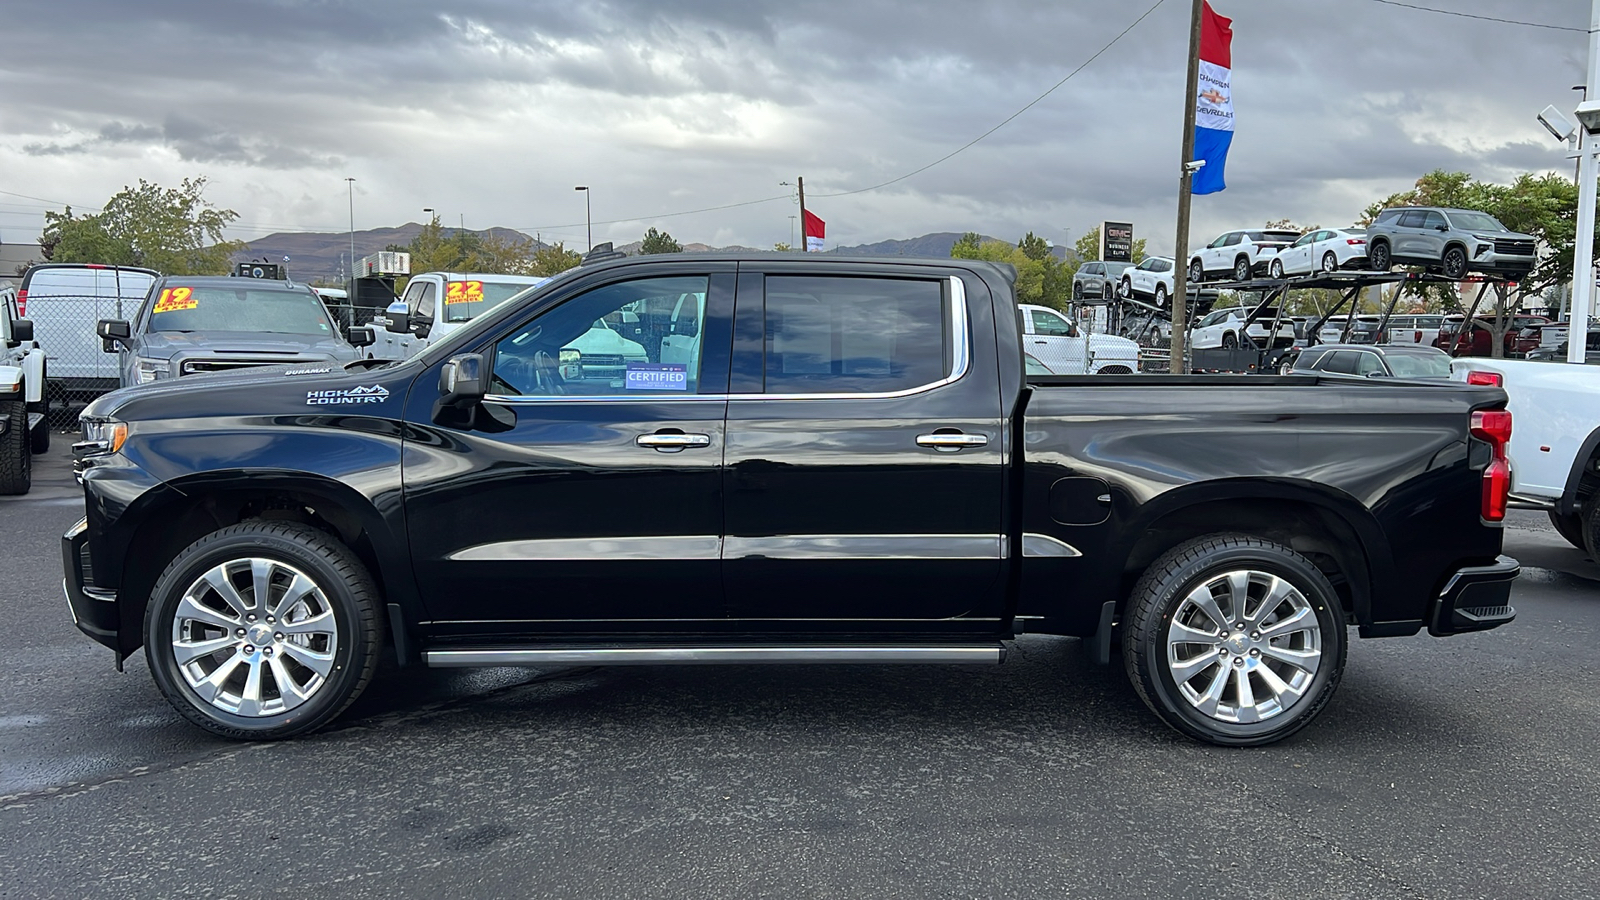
439;353;486;406
384;311;410;334
347;326;375;348
97;319;131;353
7;318;30;345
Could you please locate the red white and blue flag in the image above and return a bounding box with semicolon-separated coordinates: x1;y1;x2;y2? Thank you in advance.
1192;2;1233;195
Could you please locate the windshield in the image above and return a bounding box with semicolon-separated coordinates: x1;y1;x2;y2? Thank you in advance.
1448;211;1508;232
1384;351;1452;378
442;280;542;323
146;285;336;336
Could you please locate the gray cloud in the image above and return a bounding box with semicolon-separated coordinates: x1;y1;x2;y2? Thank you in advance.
0;0;1588;252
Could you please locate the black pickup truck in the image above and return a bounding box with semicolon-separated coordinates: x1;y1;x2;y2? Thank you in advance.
64;253;1519;746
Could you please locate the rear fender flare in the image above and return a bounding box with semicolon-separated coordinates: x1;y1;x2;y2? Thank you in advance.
1113;478;1395;627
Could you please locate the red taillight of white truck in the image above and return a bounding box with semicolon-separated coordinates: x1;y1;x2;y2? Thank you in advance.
1470;409;1512;522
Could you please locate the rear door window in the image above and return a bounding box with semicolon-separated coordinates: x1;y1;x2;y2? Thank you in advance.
1320;351;1360;375
1397;211;1427;229
761;276;948;395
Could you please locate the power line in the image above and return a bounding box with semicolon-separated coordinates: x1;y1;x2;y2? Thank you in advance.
0;188;100;211
815;0;1169;198
512;193;793;234
1363;0;1590;33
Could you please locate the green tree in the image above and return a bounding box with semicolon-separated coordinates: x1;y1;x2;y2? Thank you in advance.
952;233;1069;310
531;242;582;276
639;227;683;255
1018;231;1052;262
42;177;244;274
772;241;794;252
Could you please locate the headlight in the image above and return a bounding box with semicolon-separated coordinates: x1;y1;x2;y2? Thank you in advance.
76;418;128;456
136;358;167;384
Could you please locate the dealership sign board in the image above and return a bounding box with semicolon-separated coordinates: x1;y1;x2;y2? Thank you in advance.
1101;222;1134;263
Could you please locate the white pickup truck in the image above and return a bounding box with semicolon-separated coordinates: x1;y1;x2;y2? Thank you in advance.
1;284;49;494
1451;358;1600;551
1018;303;1141;374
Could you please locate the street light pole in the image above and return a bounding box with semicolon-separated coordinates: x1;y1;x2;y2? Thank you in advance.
1570;0;1600;365
345;177;356;282
574;186;591;251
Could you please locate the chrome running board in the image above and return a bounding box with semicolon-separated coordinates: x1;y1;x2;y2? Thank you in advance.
424;644;1005;668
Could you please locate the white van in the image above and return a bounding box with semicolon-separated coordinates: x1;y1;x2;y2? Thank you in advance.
19;263;159;397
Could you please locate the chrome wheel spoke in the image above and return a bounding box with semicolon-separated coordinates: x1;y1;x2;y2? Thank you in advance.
235;657;267;717
1249;576;1296;626
280;640;335;677
1193;664;1230;717
268;656;313;710
1169;648;1220;683
174;595;238;632
1253;661;1303;704
1232;667;1258;722
1257;606;1313;641
1169;621;1221;646
173;634;236;665
250;559;274;613
1224;571;1251;622
191;650;247;702
201;568;251;618
1261;643;1320;673
279;610;335;638
1182;585;1230;632
270;573;318;619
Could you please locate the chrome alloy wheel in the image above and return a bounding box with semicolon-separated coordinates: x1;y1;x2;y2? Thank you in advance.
171;558;339;717
1164;569;1322;724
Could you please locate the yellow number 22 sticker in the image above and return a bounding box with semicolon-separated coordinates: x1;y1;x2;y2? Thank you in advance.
445;281;485;304
152;286;198;313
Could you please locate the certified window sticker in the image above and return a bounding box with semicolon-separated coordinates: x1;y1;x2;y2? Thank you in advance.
624;363;688;391
306;384;390;405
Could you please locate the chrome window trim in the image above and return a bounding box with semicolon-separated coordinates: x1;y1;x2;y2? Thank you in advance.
1021;534;1083;558
481;275;969;405
724;533;1002;561
449;535;722;562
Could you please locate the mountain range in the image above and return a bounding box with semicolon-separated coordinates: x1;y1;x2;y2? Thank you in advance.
234;227;1061;283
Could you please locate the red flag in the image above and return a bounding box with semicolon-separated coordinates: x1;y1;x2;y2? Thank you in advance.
803;209;826;252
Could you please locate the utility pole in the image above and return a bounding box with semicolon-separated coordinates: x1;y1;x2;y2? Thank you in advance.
345;177;356;282
1570;0;1600;365
797;177;808;252
1169;0;1204;374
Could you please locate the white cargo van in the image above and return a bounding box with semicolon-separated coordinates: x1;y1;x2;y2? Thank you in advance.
19;263;159;397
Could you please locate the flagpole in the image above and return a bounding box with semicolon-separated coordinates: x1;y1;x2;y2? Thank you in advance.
1169;0;1204;374
797;176;808;252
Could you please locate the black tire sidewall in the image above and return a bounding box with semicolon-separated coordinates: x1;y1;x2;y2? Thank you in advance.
1371;242;1390;270
1155;285;1167;307
145;524;377;739
1443;248;1467;280
1269;260;1283;279
1549;509;1585;551
1190;261;1203;284
1322;252;1337;273
1234;259;1250;282
1128;539;1347;746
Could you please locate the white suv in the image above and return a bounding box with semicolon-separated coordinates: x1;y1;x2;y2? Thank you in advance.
1189;229;1300;284
1191;306;1297;350
1118;256;1176;308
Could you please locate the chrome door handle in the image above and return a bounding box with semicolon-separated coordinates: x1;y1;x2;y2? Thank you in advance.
637;433;711;450
916;432;988;451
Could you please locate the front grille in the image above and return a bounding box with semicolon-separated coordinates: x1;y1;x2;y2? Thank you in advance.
1493;239;1534;256
180;358;302;375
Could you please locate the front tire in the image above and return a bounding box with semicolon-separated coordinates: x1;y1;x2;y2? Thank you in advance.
1442;246;1468;280
1073;284;1084;302
1269;259;1284;279
1154;284;1169;308
1123;535;1347;746
1189;260;1204;284
0;398;30;495
144;521;382;740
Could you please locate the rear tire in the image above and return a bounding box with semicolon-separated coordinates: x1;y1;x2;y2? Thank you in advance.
1549;510;1586;551
1233;258;1251;283
1369;241;1391;271
1581;499;1600;562
144;521;383;740
1123;534;1347;746
1221;332;1238;349
1321;251;1338;274
0;399;31;495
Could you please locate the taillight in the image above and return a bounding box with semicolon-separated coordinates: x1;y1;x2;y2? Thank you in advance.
1466;371;1503;387
15;289;25;317
1471;409;1512;522
1347;238;1366;246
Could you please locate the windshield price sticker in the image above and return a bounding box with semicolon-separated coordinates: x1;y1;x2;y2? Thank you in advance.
445;281;485;304
152;287;198;313
624;363;688;391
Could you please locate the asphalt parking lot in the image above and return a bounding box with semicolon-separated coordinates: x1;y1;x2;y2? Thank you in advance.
2;441;1597;899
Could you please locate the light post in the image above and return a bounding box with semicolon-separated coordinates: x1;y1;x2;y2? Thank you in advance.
345;177;356;282
1568;0;1600;364
574;186;591;251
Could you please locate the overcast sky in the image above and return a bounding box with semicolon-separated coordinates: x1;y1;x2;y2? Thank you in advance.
0;0;1589;256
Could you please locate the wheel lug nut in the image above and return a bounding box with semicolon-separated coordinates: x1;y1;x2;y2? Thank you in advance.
275;633;284;641
1232;657;1244;667
266;616;275;624
247;614;257;622
263;647;273;656
1249;649;1260;657
243;645;254;653
1218;647;1228;655
235;628;245;637
1250;632;1260;640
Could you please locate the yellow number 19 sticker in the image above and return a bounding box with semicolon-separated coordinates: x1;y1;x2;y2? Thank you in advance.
445;281;485;304
152;287;198;313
